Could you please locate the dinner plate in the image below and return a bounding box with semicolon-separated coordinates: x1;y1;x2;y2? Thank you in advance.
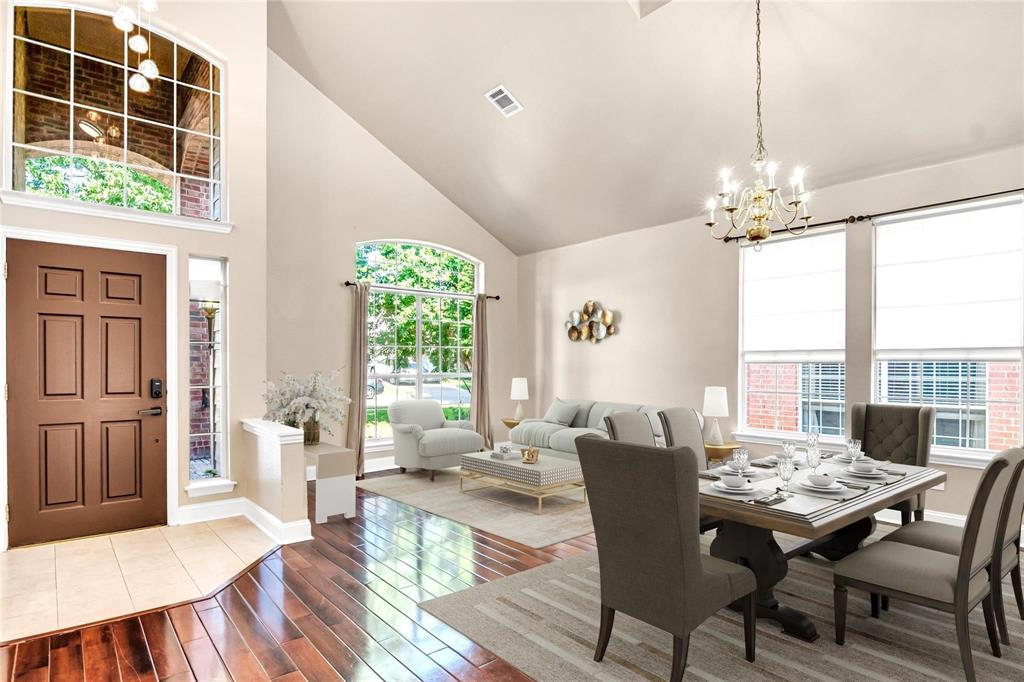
712;481;754;493
716;465;755;475
843;467;887;478
797;479;844;492
835;453;865;464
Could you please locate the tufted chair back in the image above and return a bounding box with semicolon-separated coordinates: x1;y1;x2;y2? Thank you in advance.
850;403;935;467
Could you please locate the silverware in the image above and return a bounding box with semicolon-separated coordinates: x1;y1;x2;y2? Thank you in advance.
750;462;775;469
835;479;871;490
698;473;721;481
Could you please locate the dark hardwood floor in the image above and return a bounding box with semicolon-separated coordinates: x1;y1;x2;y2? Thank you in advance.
0;475;597;681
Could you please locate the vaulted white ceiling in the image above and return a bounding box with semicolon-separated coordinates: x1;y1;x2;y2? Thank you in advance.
269;1;1024;254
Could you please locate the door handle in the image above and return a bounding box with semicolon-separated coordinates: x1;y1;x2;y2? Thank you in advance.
138;407;163;416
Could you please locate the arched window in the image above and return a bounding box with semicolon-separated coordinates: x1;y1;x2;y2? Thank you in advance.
9;5;223;221
356;242;480;444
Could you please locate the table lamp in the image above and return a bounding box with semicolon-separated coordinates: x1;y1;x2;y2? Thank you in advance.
510;377;529;420
703;386;729;446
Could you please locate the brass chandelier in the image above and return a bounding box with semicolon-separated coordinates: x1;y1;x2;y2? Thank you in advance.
706;0;812;248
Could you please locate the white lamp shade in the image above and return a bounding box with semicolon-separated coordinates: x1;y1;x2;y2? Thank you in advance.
510;377;529;400
702;386;729;418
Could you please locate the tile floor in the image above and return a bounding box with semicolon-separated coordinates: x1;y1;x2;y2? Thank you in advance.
0;516;275;643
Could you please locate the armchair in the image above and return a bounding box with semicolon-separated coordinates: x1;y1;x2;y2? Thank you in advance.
388;400;485;480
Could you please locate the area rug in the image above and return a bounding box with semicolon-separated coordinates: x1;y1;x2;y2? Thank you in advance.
421;535;1024;681
356;468;593;548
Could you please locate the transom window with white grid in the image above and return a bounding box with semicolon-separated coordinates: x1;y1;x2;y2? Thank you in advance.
874;195;1024;452
740;230;846;437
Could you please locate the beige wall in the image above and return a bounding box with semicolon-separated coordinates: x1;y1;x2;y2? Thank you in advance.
265;52;520;453
0;1;269;514
518;144;1024;515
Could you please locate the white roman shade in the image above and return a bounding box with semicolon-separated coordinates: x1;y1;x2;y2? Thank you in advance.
875;196;1024;357
742;230;846;360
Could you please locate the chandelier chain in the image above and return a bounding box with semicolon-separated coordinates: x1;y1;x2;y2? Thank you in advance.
753;0;766;161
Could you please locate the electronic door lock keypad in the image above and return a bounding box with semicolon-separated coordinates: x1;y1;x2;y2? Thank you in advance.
150;378;163;399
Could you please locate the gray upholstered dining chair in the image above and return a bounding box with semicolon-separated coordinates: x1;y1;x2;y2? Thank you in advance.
880;447;1024;645
850;403;936;525
576;436;757;681
659;407;722;534
833;451;1018;681
604;411;656;445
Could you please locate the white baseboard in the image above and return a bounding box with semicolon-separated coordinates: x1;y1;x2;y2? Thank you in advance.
243;499;312;545
172;497;311;545
364;455;397;473
875;508;965;527
174;497;247;525
306;464;316;482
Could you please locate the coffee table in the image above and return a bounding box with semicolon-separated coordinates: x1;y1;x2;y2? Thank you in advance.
459;451;587;513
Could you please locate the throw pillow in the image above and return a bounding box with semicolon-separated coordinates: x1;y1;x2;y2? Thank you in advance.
543;398;579;426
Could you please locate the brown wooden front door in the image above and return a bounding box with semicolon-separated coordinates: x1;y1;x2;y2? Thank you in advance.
7;239;167;546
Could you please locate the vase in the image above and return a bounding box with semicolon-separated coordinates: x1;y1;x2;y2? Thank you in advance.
304;413;320;445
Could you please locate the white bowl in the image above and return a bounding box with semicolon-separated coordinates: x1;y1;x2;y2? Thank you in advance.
721;474;746;489
850;459;877;473
808;473;834;487
727;459;748;472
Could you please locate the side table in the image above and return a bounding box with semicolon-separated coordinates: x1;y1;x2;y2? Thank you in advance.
304;443;356;523
704;441;742;468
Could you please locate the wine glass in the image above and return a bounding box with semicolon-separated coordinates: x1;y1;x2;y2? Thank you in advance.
847;438;863;462
782;441;797;460
778;456;796;498
806;445;821;473
732;448;750;472
806;432;820;450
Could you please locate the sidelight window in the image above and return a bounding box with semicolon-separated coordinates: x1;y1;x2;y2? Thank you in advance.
188;257;226;479
8;5;224;221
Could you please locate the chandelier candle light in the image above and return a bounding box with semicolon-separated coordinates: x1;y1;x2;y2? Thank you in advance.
706;0;812;249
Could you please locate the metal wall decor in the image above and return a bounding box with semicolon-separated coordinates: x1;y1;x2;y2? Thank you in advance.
565;300;618;344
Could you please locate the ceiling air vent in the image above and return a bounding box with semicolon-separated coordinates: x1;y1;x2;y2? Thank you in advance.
485;85;523;118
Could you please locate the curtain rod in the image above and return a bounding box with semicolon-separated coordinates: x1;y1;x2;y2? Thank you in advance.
722;187;1024;244
343;280;500;300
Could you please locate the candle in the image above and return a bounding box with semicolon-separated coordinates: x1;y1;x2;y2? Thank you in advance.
706;198;717;223
766;161;778;188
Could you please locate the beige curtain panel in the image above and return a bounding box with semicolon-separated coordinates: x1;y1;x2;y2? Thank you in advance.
470;293;493;448
345;282;370;476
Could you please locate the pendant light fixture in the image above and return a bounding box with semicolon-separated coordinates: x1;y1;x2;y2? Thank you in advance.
704;0;813;249
128;32;148;54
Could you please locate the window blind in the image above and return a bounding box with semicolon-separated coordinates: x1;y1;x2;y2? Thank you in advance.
742;230;846;358
875;196;1024;355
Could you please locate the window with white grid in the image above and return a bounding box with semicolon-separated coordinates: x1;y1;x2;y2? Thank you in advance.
740;230;846;436
874;195;1024;452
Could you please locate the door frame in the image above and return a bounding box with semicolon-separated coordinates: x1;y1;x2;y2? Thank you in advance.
0;224;179;551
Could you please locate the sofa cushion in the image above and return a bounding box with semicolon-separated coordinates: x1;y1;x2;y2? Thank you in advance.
418;428;484;458
509;420;566;448
549;427;607;454
562;400;596;428
543;398;580;426
587;402;642;429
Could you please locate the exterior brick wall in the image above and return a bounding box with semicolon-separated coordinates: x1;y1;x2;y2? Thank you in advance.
745;363;800;432
189;302;212;459
987;361;1021;450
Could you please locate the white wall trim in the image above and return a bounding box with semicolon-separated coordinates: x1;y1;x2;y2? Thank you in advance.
174;497;247;526
0;225;179;551
185;478;239;498
0;191;234;234
243;498;312;544
242;417;303;445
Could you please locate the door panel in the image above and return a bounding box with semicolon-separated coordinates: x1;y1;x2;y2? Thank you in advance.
8;239;166;546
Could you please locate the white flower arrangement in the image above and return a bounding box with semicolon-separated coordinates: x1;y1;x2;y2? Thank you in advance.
263;369;351;435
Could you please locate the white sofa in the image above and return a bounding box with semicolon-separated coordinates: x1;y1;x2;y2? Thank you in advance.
509;399;696;461
388;399;485;480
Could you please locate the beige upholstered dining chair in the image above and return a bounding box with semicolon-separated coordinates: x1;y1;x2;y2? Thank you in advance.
833;450;1019;682
880;447;1024;645
604;411;656;445
850;403;936;524
576;436;757;681
658;407;709;470
658;407;722;534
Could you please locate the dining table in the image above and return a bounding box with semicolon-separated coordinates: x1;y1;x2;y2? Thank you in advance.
698;454;947;642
